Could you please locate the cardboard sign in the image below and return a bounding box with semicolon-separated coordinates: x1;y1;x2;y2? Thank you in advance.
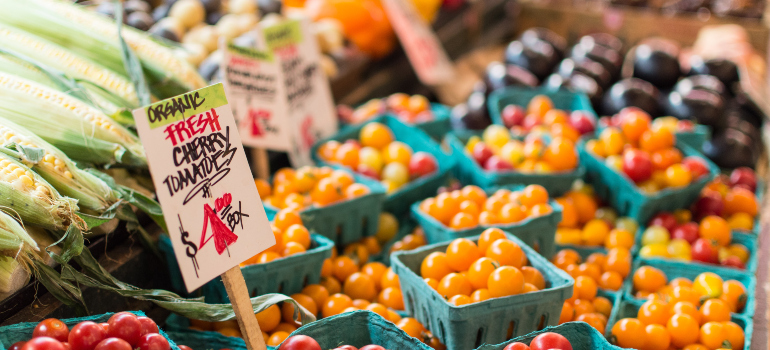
132;84;275;292
382;0;455;86
223;33;294;152
263;18;338;166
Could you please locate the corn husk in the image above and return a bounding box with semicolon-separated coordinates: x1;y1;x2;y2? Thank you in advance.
0;72;146;167
0;49;135;126
0;116;120;212
0;0;206;99
0;23;139;106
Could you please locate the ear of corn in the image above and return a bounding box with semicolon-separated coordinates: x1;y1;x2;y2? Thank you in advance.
0;151;79;231
0;50;135;126
0;0;206;99
0;210;38;256
0;73;147;167
0;116;120;212
0;23;140;107
0;255;28;294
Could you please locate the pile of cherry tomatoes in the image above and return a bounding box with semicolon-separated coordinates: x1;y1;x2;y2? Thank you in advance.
465;125;579;173
498;95;595;138
240;209;314;266
420;229;549;305
551;248;629;333
639;212;751;269
256;167;371;210
585;108;711;192
340;93;437;125
631;267;747;313
317;122;439;193
502;332;573;350
11;314;167;350
694;167;759;231
554;185;640;247
599;111;697;136
612;296;745;349
418;184;554;230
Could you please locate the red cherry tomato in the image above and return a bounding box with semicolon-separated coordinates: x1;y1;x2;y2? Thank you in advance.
408;152;438;179
10;341;26;350
682;157;709;180
107;313;142;346
529;332;572;350
98;324;109;334
503;342;531;350
33;319;70;342
278;335;322;350
136;317;159;336
137;334;170;350
729;167;756;191
21;337;66;350
722;256;745;269
502;105;526;128
60;343;70;350
94;338;131;350
648;213;677;232
692;238;719;264
671;222;699;244
359;346;386;350
472;143;494;166
332;346;358;350
68;322;107;350
177;346;192;350
622;149;652;183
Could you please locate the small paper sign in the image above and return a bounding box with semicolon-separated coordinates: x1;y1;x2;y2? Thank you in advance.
263;18;338;166
223;35;293;151
133;84;275;293
382;0;455;86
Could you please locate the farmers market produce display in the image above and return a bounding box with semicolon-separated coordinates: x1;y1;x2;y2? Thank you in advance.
0;1;768;350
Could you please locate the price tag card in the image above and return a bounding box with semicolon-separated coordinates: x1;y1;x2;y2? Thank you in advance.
132;83;275;292
223;36;292;151
382;0;455;86
264;18;338;166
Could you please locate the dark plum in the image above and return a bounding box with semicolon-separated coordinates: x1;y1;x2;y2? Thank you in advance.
632;39;681;89
602;78;660;116
505;40;558;81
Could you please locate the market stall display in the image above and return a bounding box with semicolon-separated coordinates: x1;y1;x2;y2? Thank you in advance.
0;1;769;350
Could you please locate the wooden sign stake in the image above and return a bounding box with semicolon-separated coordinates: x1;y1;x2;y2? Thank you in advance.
221;266;267;350
250;148;270;180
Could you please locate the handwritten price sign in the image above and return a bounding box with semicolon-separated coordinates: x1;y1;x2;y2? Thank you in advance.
133;84;274;292
383;0;454;86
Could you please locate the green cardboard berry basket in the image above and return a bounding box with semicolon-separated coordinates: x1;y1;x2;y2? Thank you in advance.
278;310;433;350
634;226;758;274
474;321;626;350
606;298;752;350
165;329;248;350
578;140;719;225
410;186;562;257
487;87;595;126
0;311;179;350
264;168;387;246
160;233;334;303
312;115;455;217
670;124;710;151
621;258;756;317
446;132;586;195
391;232;574;350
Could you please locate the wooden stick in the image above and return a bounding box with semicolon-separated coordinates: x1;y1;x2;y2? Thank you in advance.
251;148;270;180
221;266;267;350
